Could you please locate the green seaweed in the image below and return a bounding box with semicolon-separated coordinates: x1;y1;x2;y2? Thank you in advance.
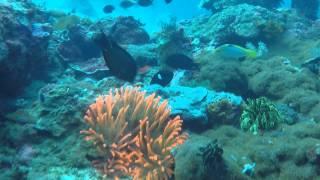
240;97;282;134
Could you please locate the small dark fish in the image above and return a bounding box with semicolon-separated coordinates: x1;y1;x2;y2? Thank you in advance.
165;53;199;70
93;32;137;82
164;0;173;4
103;5;115;14
150;70;173;86
120;0;136;9
137;0;153;7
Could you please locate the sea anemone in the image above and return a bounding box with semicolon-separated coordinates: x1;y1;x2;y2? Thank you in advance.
81;86;187;179
240;97;282;134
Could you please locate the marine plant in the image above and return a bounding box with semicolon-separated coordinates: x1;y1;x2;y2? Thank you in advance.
80;86;187;179
240;97;282;135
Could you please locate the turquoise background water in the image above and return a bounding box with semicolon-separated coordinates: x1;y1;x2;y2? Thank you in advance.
31;0;208;33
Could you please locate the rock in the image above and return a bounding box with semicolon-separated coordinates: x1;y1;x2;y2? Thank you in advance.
192;55;249;97
31;23;52;38
126;43;158;66
24;78;123;137
306;146;320;165
0;2;54;97
108;16;150;45
0;41;8;62
67;57;110;80
58;24;100;63
276;103;307;125
143;85;242;127
57;17;153;79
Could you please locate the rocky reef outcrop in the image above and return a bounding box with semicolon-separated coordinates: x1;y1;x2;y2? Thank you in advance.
144;85;242;129
1;0;320;179
97;16;150;45
199;0;283;12
185;4;286;46
0;2;54;97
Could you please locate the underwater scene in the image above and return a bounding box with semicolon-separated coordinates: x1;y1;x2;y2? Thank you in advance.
1;0;320;179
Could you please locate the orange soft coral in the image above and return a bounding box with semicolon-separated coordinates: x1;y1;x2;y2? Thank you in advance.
130;116;188;180
81;86;187;179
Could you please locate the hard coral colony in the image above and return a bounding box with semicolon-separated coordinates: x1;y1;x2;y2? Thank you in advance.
80;87;187;179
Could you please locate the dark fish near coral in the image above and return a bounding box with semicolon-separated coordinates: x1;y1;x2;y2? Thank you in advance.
164;0;173;4
103;5;115;14
150;70;173;86
165;53;199;70
302;56;320;75
120;0;136;9
137;0;153;7
93;32;137;82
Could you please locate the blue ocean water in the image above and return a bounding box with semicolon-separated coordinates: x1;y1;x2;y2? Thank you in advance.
1;0;320;179
31;0;208;33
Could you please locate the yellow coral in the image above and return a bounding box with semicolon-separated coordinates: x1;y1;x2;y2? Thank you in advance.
81;86;187;179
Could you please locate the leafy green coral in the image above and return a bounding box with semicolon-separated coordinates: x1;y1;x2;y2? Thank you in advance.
240;97;282;134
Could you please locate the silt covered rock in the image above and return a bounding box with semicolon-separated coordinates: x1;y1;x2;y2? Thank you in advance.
185;4;285;45
143;85;242;128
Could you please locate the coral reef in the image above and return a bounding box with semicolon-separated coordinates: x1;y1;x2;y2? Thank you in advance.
199;0;283;13
201;122;320;179
187;4;286;46
240;97;282;135
2;0;320;179
191;31;320;122
242;56;320;121
81;86;187;179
